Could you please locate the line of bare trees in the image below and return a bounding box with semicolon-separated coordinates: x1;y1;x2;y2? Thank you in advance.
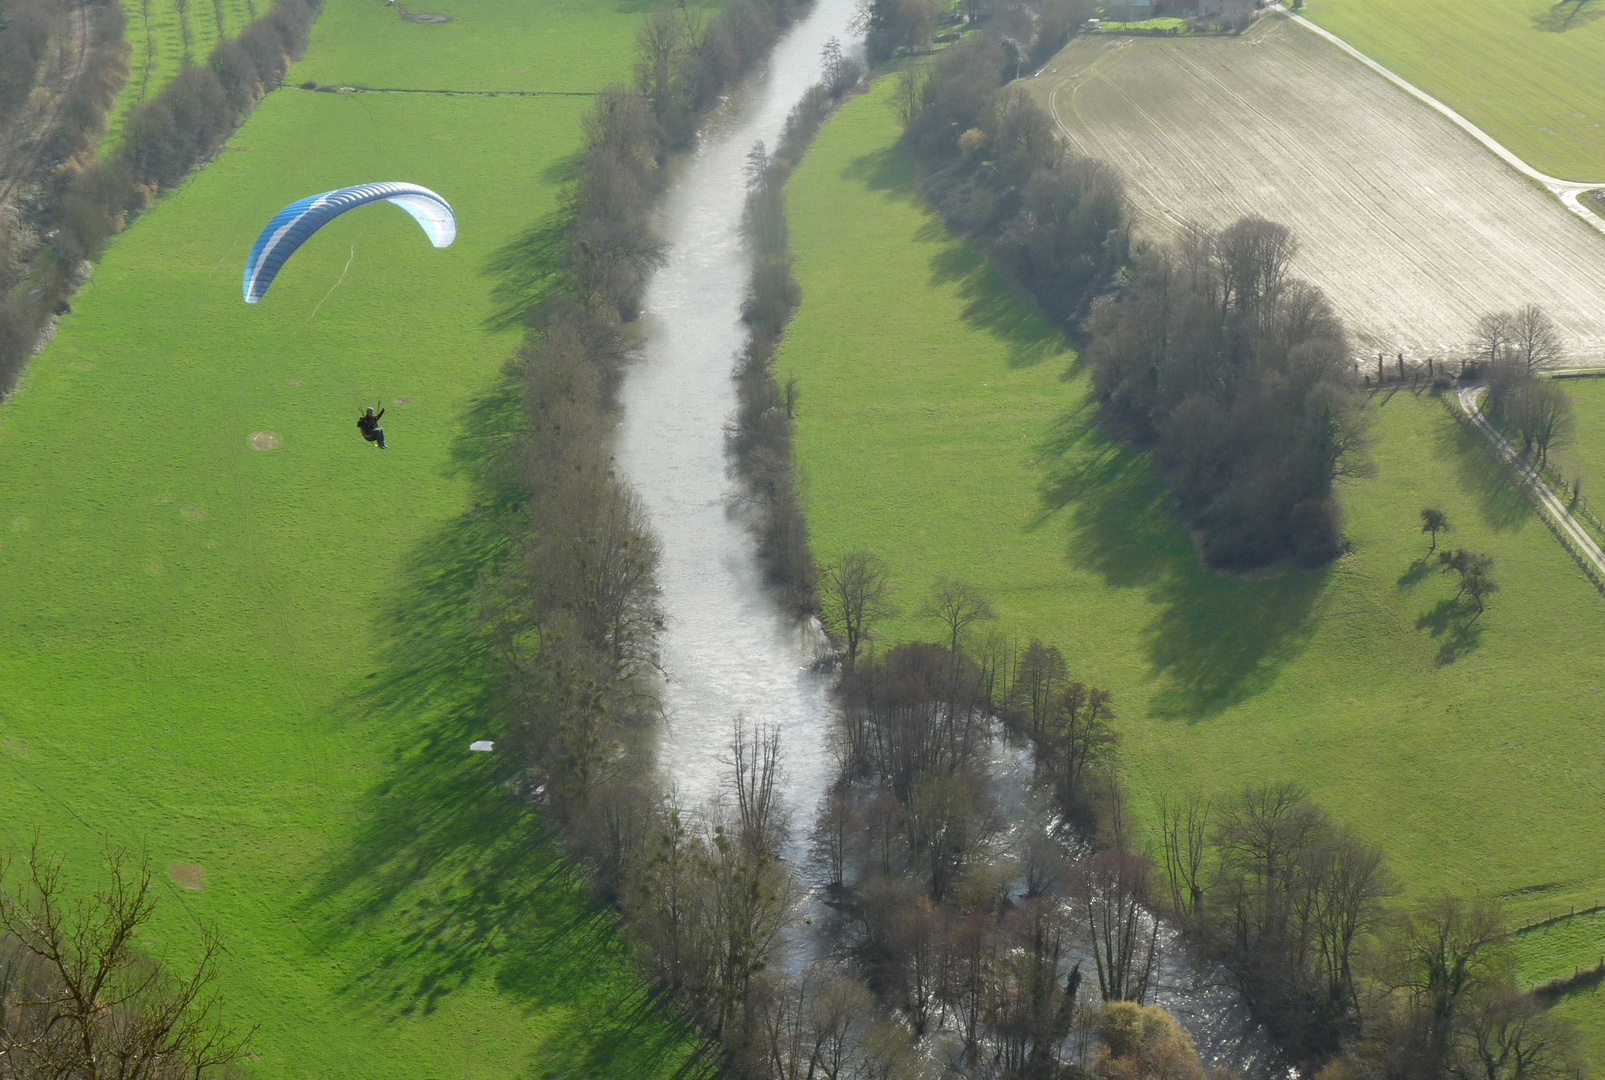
899;31;1129;327
0;0;126;398
727;40;864;614
1471;305;1573;468
1088;217;1365;570
635;0;815;153
811;559;1221;1078
814;554;1582;1078
0;840;251;1078
0;0;322;400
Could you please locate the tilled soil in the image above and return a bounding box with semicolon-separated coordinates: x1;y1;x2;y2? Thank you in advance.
1033;17;1605;365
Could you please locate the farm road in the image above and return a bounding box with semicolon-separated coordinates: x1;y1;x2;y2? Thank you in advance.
1456;384;1605;585
1274;4;1605;233
1035;17;1605;365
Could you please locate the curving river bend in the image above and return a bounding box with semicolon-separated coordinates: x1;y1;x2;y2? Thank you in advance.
612;10;1282;1074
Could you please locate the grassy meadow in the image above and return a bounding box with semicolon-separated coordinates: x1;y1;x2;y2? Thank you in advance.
1299;0;1605;181
779;76;1605;1051
0;0;707;1077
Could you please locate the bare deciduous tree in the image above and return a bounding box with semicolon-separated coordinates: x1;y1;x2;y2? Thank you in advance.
1471;311;1516;369
1508;303;1565;374
1158;790;1210;918
0;840;252;1080
821;550;897;667
922;578;995;661
1439;549;1499;619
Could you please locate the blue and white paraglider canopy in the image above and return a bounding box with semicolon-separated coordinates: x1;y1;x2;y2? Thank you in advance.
242;182;456;304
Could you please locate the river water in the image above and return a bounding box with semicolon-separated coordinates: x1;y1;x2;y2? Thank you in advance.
615;0;857;827
612;11;1283;1075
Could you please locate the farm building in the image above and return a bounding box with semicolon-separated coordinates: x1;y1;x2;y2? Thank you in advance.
1105;0;1153;18
1198;0;1254;17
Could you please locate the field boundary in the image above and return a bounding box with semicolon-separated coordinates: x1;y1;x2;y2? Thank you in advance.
285;82;594;97
1452;386;1605;597
1270;4;1605;236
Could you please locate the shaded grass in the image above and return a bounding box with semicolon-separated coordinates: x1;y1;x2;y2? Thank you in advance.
1300;0;1605;180
1545;378;1605;514
780;76;1605;1058
0;0;705;1075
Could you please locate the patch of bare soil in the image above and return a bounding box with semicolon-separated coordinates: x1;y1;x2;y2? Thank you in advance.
1035;18;1605;364
181;507;203;520
249;432;280;450
398;6;450;23
167;863;206;890
392;396;412;404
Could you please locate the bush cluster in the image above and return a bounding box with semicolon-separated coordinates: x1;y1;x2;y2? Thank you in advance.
1087;218;1363;569
0;0;63;128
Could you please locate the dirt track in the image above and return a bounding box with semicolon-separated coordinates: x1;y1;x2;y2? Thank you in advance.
1033;17;1605;365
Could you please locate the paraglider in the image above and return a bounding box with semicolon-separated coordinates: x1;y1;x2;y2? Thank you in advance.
357;405;386;449
241;182;455;304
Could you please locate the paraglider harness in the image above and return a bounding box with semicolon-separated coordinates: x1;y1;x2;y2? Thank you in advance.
358;405;386;449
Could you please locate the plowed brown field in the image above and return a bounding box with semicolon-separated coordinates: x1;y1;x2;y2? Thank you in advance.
1032;16;1605;365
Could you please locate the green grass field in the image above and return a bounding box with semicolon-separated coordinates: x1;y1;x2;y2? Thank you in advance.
0;0;705;1076
1300;0;1605;181
779;75;1605;1053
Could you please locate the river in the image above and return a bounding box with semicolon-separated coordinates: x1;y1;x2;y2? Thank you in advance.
614;0;855;827
612;9;1284;1074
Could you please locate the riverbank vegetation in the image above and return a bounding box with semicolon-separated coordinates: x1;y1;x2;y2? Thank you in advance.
727;38;863;612
778;71;1605;1067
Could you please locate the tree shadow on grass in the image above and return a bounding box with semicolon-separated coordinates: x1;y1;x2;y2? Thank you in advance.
1436;401;1534;533
1036;402;1327;719
1532;0;1602;31
924;234;1066;368
1415;595;1485;666
840;144;915;194
483;211;571;333
299;379;711;1078
841;144;1065;367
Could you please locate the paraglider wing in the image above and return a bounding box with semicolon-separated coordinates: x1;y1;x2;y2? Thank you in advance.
242;182;455;304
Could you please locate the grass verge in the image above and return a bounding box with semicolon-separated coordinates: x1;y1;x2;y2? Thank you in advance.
780;73;1605;1057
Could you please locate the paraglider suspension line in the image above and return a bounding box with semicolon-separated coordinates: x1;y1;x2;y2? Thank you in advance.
307;246;355;321
208;238;238;277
